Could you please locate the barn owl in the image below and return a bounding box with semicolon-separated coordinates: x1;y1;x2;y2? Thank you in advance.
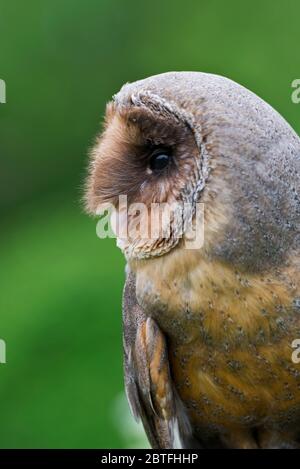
85;72;300;449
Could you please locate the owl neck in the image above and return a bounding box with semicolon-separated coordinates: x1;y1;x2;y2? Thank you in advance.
131;246;295;349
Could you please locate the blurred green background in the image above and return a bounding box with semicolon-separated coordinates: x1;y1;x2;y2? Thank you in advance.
0;0;300;448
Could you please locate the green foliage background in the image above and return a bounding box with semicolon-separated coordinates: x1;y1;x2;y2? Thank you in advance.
0;0;299;448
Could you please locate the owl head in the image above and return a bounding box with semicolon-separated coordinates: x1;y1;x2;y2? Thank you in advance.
85;82;209;260
85;72;300;270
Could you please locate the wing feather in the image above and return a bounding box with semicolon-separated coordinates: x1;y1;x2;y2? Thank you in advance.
122;270;193;448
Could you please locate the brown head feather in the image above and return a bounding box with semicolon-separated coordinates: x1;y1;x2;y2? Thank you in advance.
85;102;199;214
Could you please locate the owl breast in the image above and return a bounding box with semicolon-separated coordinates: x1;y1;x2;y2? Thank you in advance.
133;247;300;433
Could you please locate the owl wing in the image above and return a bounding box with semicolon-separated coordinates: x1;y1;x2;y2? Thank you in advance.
122;270;193;449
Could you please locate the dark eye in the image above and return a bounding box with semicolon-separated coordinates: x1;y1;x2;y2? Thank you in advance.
149;149;172;172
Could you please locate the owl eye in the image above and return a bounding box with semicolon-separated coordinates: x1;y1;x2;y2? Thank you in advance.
149;148;172;172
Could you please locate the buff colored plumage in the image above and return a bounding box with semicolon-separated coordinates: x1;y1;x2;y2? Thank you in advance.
86;72;300;448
